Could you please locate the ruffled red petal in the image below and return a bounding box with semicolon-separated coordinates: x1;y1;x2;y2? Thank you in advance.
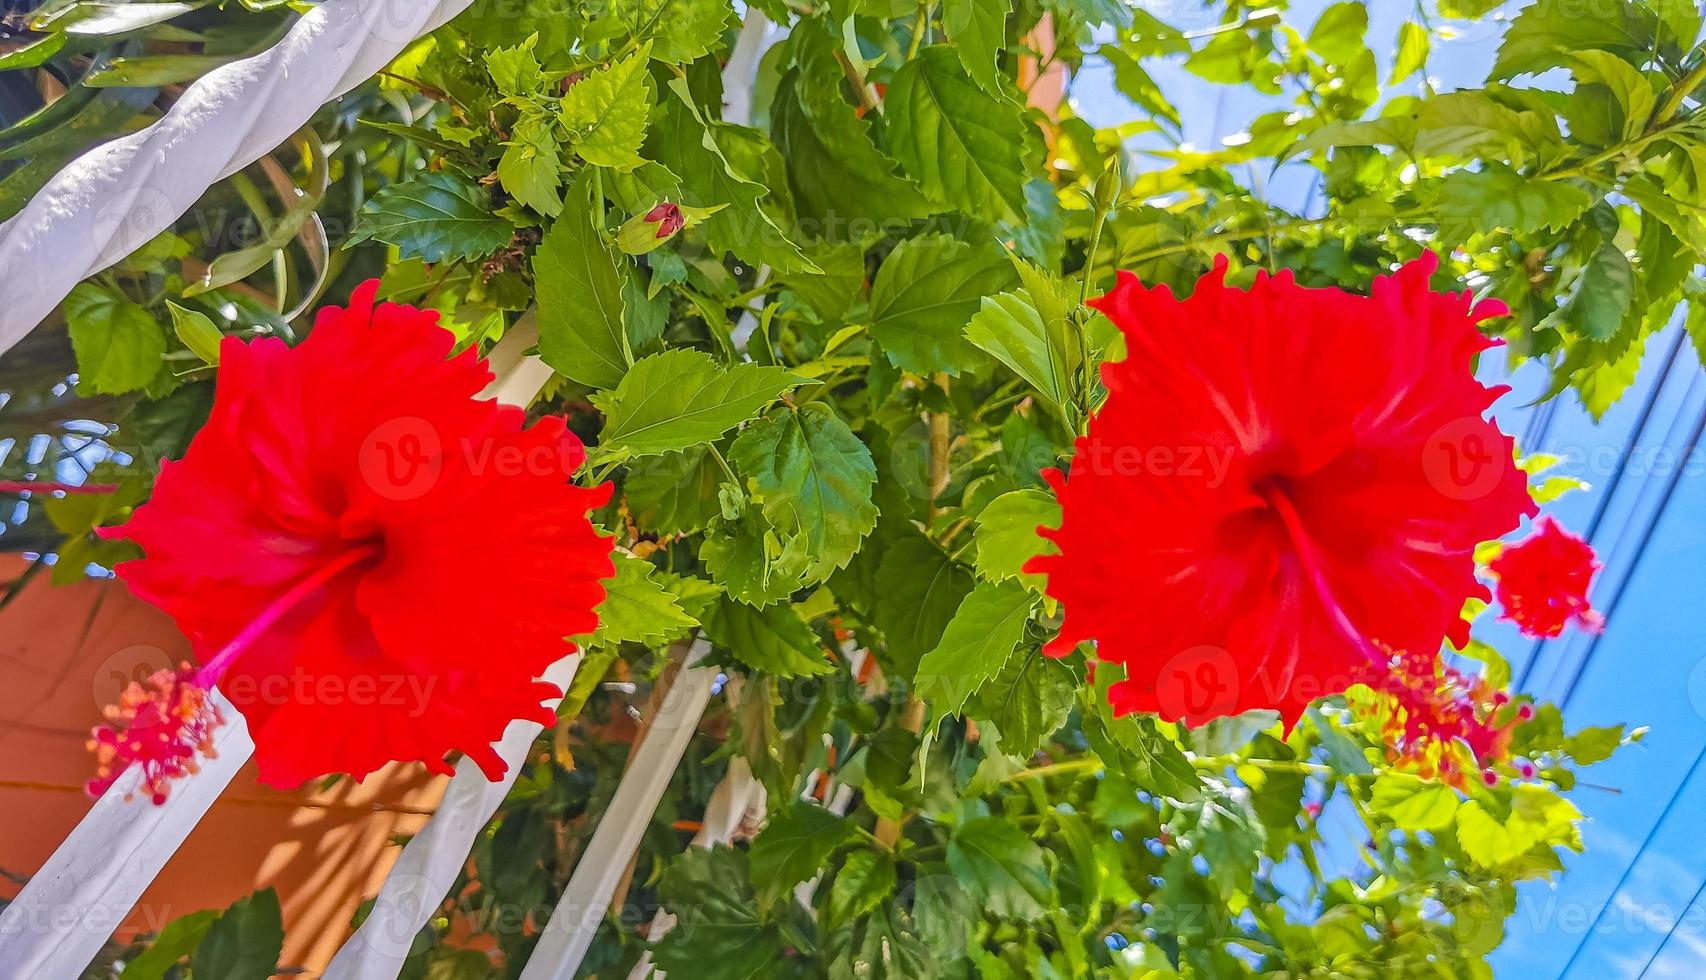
1029;255;1535;728
107;282;614;787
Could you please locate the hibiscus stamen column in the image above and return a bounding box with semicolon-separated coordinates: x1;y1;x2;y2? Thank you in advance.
87;544;381;804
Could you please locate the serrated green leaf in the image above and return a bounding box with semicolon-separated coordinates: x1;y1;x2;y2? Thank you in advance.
946;817;1053;919
498;110;564;217
974;489;1061;590
487;33;543;97
916;581;1035;717
1434;163;1593;244
1083;662;1203;802
701;596;833;676
971;648;1075;757
886;45;1031;220
827;849;897;929
748;802;855;904
1099;44;1180;129
593;348;807;457
624;447;723;535
868;234;1018;375
873;535;975;680
1565;244;1635;341
534;172;630;388
653;847;785;978
1492;2;1657;79
562;42;655;170
349;173;513;264
770;69;937;236
1369;774;1460;831
942;0;1010;93
964;267;1079;419
579;554;696;648
614;0;735;65
64;283;166;395
650;78;815;273
730;404;877;581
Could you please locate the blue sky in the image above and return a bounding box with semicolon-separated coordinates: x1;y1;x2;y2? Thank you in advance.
1071;3;1706;976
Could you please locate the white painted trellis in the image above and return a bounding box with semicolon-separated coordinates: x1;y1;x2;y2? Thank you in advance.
0;3;791;977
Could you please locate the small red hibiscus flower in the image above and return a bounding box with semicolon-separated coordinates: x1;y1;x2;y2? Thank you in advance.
1487;516;1603;638
94;281;614;796
1026;254;1535;726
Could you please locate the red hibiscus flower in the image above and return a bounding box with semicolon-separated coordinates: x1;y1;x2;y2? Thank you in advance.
95;281;614;793
1026;254;1535;726
1487;516;1603;637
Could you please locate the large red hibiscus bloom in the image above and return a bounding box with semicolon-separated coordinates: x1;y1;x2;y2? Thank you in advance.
100;282;614;790
1027;254;1535;726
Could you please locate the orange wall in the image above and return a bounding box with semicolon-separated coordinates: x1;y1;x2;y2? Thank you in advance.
0;556;454;975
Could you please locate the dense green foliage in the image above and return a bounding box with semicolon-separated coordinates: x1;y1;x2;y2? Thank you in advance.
4;0;1696;976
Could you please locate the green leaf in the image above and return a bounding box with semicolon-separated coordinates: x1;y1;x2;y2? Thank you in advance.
534;171;630;388
651;78;814;273
827;849;897;929
1391;21;1429;83
64;283;166;395
1564;724;1627;766
970;648;1075;757
592;348;807;458
868;234;1019;375
653;846;786;978
873;535;975;680
348;173;513;264
730;404;878;581
190;889;283;980
886;45;1031;220
497;110;564;217
1368;774;1460;831
974;489;1060;590
624;447;723;535
614;0;735;65
701;596;833;676
579;554;696;648
1433;163;1593;244
1099;45;1180;129
770;70;937;236
942;0;1011;93
84;54;237;88
487;33;544;97
1492;2;1656;79
118;909;217;980
562;42;656;170
964;264;1079;419
1565;244;1635;341
748;801;855;903
166;301;222;366
701;505;815;606
946;817;1053;919
1568;50;1659;142
916;581;1035;717
1308;2;1367;64
1083;661;1203;802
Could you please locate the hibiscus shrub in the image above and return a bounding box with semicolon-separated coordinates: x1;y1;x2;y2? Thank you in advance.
7;0;1695;976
